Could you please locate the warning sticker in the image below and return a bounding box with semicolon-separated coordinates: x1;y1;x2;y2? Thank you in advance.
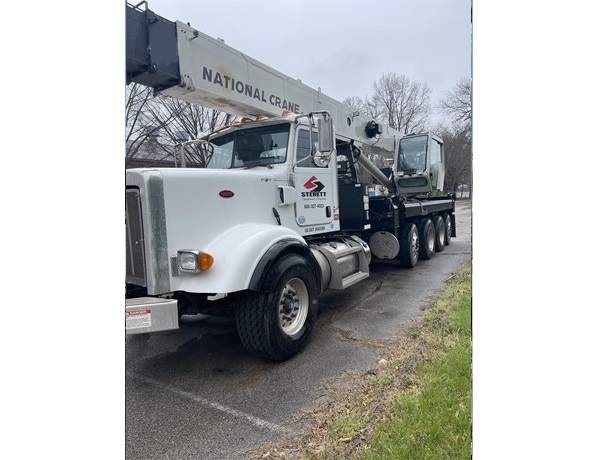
126;309;151;330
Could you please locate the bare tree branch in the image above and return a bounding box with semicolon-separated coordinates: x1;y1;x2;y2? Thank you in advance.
125;83;160;162
343;95;383;121
125;83;235;168
438;77;471;130
435;124;472;193
370;73;431;134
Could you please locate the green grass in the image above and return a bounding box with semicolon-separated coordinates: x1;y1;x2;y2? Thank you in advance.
361;272;472;459
257;263;472;460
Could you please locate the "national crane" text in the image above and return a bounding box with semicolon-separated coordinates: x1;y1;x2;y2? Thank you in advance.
202;67;301;114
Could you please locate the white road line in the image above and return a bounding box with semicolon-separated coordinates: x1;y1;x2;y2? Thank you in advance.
127;371;290;434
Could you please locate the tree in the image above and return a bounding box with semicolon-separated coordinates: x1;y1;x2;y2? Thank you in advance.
371;72;432;134
343;96;365;112
439;77;471;131
125;83;168;166
125;83;234;168
342;96;382;120
438;77;473;196
145;96;233;167
436;124;472;194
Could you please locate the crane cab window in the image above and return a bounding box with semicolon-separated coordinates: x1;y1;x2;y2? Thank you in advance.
398;135;428;175
429;138;443;189
430;138;442;165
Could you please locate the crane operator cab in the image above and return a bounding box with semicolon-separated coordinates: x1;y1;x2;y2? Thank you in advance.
395;133;445;197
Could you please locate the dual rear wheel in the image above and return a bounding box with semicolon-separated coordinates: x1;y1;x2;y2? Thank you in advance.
419;218;436;260
432;215;446;253
399;213;453;267
443;213;453;246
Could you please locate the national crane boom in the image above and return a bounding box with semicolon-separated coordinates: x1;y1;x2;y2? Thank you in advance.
126;3;394;152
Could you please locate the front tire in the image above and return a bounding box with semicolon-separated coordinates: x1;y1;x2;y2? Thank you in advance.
236;254;318;361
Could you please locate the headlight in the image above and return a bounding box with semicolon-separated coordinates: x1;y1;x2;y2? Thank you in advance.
177;250;214;274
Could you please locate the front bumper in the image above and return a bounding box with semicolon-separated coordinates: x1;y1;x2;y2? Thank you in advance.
125;297;179;334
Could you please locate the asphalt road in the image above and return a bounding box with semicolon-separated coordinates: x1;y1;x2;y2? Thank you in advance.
125;201;471;460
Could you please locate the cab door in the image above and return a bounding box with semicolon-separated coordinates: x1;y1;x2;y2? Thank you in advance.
293;128;338;234
428;134;445;191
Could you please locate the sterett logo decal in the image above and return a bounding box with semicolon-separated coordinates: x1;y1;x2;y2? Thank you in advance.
302;176;326;197
303;176;325;192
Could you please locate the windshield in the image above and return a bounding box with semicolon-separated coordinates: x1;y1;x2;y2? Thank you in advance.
205;123;290;169
398;135;428;175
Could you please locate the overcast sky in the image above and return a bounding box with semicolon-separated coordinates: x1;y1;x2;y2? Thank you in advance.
144;0;471;125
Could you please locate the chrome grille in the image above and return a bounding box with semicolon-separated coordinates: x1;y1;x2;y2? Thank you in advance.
126;188;146;286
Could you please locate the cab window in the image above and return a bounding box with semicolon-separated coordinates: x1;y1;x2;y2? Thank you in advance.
296;129;325;167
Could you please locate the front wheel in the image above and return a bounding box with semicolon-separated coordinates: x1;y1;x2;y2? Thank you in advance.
236;254;318;361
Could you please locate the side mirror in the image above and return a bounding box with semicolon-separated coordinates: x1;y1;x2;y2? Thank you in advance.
317;115;334;153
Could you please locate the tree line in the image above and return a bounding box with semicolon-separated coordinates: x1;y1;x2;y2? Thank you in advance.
126;73;471;195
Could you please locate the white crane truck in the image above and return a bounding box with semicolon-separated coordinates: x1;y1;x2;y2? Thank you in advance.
125;2;457;361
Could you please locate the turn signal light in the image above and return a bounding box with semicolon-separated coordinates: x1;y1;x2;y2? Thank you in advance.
199;251;214;271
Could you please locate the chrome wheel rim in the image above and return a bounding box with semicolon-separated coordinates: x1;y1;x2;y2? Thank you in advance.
411;231;419;261
426;225;435;251
438;220;445;246
278;277;309;337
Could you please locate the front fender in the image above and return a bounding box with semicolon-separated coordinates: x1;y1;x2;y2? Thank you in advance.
248;238;320;292
170;223;306;294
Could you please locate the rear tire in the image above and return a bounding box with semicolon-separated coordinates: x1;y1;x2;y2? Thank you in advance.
443;213;453;246
419;218;436;260
399;223;419;268
236;254;318;361
432;215;446;252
